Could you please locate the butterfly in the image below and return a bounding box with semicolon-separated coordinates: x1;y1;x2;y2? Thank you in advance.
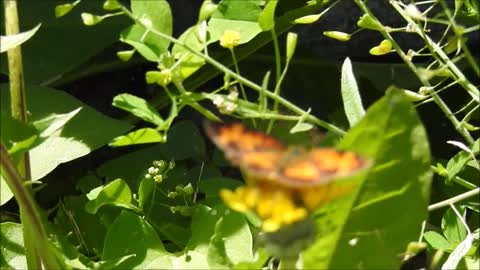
204;121;371;188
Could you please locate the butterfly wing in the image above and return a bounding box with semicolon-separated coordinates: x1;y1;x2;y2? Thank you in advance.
204;121;286;179
276;148;371;187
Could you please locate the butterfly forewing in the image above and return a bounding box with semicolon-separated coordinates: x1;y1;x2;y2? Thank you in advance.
204;121;371;188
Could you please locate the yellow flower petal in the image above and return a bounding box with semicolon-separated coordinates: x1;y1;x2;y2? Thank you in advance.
220;30;241;49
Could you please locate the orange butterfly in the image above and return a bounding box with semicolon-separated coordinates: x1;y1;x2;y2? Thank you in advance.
204;121;371;188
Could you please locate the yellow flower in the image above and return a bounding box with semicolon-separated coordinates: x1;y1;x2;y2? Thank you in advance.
221;184;309;232
220;30;241;49
220;188;249;212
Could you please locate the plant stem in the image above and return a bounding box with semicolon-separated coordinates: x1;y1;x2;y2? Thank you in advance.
4;0;31;180
353;0;475;144
0;143;62;269
271;28;281;83
119;5;346;136
428;188;480;211
430;165;477;190
4;1;39;268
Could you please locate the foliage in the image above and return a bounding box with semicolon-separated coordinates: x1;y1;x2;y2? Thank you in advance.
1;0;479;269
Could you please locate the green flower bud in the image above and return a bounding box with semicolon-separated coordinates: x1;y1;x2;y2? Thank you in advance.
323;31;351;42
286;32;298;62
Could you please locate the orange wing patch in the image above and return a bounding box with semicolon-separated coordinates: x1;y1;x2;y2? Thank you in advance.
204;121;370;187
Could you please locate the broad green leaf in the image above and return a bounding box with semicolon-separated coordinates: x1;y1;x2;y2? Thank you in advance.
112;94;164;126
258;0;278;31
0;84;130;205
182;0;330;97
213;0;262;21
54;196;107;256
0;23;41;53
208;208;254;266
0;1;129;84
109;127;166;146
303;89;432;269
0;110;39;158
207;0;263;45
0;222;27;269
103;211;172;269
85;178;134;214
120;0;172;62
208;19;262;45
101;203;253;269
33;107;82;137
424;231;451;250
341;57;365;127
442;207;467;244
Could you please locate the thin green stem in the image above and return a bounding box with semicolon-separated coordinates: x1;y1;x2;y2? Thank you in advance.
0;143;62;269
438;0;480;76
271;28;281;83
267;56;293;133
390;1;479;102
4;0;31;181
119;5;345;136
229;49;247;101
430;165;477;190
354;0;474;144
428;188;480;211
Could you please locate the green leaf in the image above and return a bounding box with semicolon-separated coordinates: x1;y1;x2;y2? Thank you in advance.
110;127;166;146
0;84;130;181
0;1;129;84
120;0;172;62
171;26;206;79
208;0;263;45
258;0;278;31
208;208;254;266
54;196;107;256
112;94;164;126
303;89;432;269
442;207;467;244
341;57;365;127
33;107;82;137
85;178;134;214
424;231;451;250
442;232;477;270
0;84;130;204
0;110;39;158
0;23;41;53
446;140;479;182
0;222;27;269
289;122;313;133
208;18;262;45
213;0;262;21
103;211;172;269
